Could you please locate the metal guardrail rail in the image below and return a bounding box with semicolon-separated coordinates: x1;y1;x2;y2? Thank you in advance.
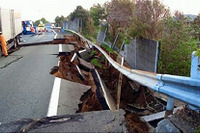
66;29;200;109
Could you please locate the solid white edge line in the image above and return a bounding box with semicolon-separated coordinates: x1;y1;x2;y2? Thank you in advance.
47;44;62;117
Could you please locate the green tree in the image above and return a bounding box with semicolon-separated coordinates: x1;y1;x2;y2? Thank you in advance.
158;17;197;76
34;20;41;26
34;18;49;26
193;13;200;41
129;0;169;40
106;0;134;41
90;3;106;27
69;6;89;28
55;15;65;27
68;6;94;35
40;18;49;24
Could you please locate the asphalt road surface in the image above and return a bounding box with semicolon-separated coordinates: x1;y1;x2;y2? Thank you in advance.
19;31;55;45
0;45;58;124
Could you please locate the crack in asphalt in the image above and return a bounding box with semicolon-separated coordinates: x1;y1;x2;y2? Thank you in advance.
0;56;23;69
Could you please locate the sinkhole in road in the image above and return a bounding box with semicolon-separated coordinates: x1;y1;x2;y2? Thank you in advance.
49;35;168;132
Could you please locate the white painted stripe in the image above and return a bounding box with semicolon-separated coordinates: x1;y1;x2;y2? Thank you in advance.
52;30;57;39
75;65;82;75
47;77;61;117
47;44;62;117
70;53;77;62
59;44;62;52
78;49;87;53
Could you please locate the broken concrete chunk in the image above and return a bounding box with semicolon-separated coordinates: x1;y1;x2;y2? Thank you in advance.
75;65;85;81
57;79;91;115
77;49;90;61
69;41;77;45
85;47;91;53
78;58;94;72
141;107;183;122
169;107;199;133
62;44;75;52
155;119;181;133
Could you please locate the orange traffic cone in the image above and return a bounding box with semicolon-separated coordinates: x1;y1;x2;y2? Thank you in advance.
0;33;8;56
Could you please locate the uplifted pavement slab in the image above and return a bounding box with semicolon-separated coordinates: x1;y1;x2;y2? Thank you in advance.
0;110;127;132
62;44;75;52
19;32;55;46
57;79;91;115
0;55;22;69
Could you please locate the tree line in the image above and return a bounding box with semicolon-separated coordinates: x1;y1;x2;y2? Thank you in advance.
55;0;200;76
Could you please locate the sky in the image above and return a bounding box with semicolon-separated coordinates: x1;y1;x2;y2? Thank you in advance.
1;0;200;22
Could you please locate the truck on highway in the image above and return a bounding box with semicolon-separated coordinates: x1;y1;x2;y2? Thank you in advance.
0;8;22;55
22;20;35;34
37;23;46;32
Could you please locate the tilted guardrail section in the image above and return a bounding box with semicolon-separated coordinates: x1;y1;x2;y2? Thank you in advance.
66;29;200;109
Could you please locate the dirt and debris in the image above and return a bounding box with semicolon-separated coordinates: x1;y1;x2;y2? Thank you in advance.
125;113;149;133
174;106;200;127
171;106;200;132
76;89;103;113
50;35;170;132
155;106;200;133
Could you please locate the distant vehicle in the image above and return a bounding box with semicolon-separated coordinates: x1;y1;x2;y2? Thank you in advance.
22;20;35;34
51;23;55;29
0;8;22;51
37;23;46;32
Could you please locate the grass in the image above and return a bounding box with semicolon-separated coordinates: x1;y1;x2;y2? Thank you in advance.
195;126;200;133
101;43;114;53
90;50;96;57
195;49;200;57
91;59;102;68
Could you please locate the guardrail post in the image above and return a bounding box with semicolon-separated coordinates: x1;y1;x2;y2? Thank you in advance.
191;51;200;79
117;57;124;109
189;51;200;111
165;97;175;118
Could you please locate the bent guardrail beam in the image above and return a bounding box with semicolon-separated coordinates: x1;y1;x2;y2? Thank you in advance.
66;29;200;109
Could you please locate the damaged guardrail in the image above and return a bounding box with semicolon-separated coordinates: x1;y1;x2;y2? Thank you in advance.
66;29;200;111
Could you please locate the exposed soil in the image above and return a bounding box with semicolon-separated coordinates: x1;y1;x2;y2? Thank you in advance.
125;113;149;133
59;55;89;85
76;89;103;113
51;35;167;132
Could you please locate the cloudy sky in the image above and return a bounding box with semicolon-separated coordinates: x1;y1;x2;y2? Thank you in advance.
1;0;200;22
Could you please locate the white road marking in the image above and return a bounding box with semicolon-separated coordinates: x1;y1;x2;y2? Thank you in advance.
47;44;62;117
70;53;77;62
78;49;87;53
52;30;57;39
59;44;62;52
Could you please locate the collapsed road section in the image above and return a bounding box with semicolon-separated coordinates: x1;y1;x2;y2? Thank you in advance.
48;34;158;132
1;30;200;132
49;30;200;132
47;34;166;132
